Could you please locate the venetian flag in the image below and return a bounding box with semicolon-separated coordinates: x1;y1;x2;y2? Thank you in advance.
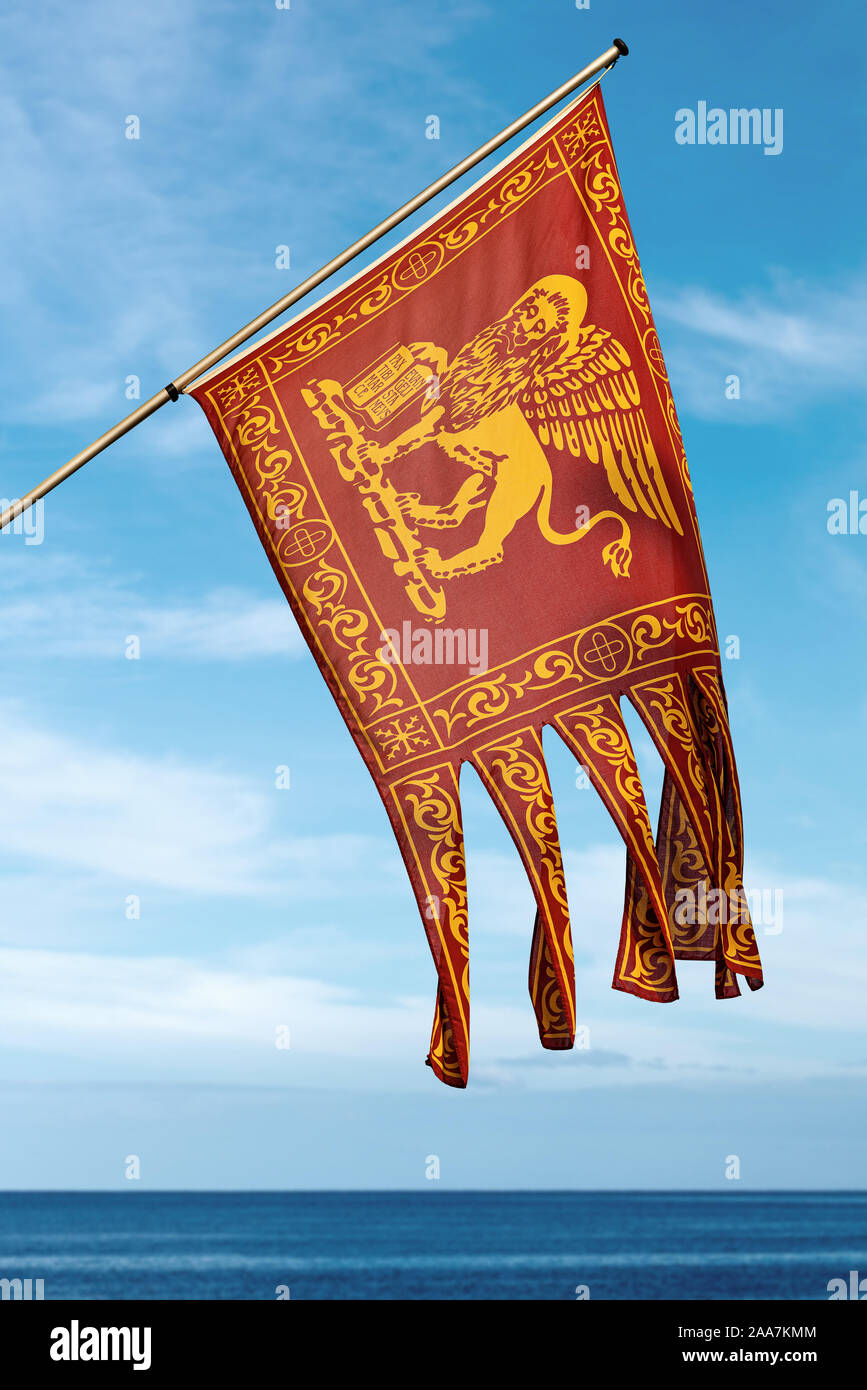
192;83;763;1088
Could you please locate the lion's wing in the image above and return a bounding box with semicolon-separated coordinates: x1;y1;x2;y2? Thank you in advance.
518;326;683;534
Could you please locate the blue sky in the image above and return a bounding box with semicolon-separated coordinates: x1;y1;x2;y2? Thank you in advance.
0;0;865;1188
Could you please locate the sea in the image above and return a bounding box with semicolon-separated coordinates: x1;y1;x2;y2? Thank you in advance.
0;1191;864;1300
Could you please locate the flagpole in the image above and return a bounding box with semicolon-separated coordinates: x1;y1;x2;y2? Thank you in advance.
0;38;628;534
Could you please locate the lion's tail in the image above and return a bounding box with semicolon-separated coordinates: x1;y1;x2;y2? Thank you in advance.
535;479;588;545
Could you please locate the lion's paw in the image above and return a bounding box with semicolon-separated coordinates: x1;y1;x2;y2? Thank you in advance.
394;491;422;519
419;548;503;579
416;546;444;573
602;540;632;578
353;440;392;474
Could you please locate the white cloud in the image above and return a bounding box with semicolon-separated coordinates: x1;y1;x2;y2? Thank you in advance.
0;699;860;1090
0;947;431;1076
656;272;867;421
0;701;384;896
0;0;496;431
0;907;856;1091
1;551;303;660
0;942;771;1085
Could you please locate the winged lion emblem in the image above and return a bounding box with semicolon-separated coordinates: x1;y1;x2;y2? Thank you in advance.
302;274;683;611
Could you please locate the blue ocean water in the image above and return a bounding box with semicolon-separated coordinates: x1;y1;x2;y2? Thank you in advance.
0;1191;863;1300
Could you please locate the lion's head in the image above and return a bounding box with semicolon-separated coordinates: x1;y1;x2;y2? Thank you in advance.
500;276;588;359
436;275;588;429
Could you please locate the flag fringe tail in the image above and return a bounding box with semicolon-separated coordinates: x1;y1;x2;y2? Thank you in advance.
553;695;679;1002
389;663;761;1088
627;667;764;998
388;767;470;1087
472;728;575;1051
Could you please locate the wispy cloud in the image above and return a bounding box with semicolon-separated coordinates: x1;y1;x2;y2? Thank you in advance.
656;272;867;421
0;701;388;896
0;0;495;433
1;551;302;660
0;693;858;1091
0;946;433;1085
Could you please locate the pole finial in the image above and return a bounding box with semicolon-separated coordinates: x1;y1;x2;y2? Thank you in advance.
613;38;629;57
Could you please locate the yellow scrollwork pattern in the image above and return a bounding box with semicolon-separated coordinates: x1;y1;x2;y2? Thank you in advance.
480;736;569;916
397;770;469;1004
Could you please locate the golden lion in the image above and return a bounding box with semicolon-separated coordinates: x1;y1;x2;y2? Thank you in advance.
349;275;681;581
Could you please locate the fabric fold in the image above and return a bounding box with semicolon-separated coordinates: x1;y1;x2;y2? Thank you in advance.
627;668;763;999
388;765;470;1086
553;696;678;1003
472;729;575;1050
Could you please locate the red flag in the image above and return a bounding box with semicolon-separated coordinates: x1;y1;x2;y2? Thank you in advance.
192;84;763;1087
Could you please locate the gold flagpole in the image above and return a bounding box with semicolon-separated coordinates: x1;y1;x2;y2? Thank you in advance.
0;38;628;533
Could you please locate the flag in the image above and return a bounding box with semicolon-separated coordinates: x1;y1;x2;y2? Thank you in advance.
192;83;763;1088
